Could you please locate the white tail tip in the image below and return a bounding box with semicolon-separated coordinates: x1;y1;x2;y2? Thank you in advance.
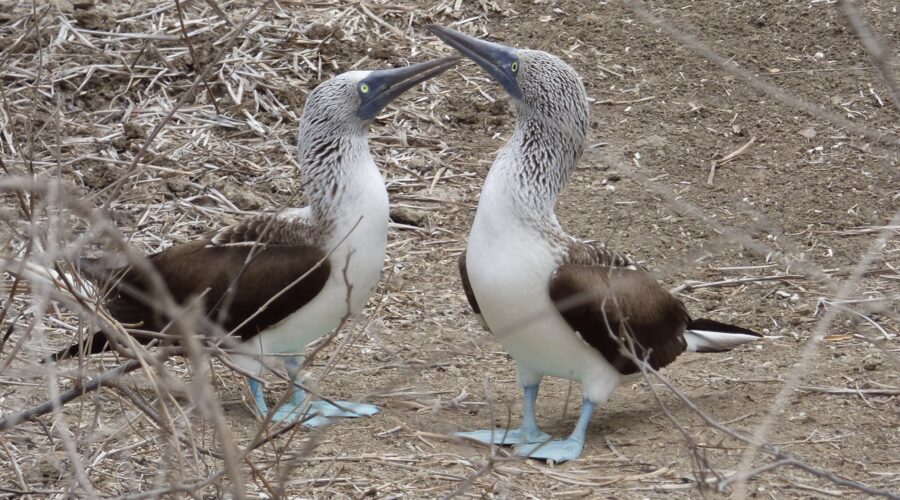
684;318;762;353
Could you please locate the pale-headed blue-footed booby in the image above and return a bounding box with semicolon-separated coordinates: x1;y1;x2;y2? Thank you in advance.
427;25;762;462
51;56;460;427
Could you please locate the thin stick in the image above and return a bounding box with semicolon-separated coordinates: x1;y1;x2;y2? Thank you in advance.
732;211;900;499
596;95;657;105
708;136;756;185
173;0;221;114
670;273;806;294
0;348;182;431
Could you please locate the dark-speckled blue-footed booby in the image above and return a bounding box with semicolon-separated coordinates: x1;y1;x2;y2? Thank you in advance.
427;25;762;462
52;57;459;427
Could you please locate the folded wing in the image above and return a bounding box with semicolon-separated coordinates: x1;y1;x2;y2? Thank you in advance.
53;215;330;360
548;264;690;375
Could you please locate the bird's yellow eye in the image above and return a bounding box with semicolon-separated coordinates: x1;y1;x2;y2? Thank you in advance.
511;61;518;73
360;83;370;93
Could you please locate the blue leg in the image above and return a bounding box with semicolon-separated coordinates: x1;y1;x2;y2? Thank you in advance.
272;355;309;420
248;377;269;417
272;356;379;427
454;384;552;445
514;398;596;462
247;362;331;427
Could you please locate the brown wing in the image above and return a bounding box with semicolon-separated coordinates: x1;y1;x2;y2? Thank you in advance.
51;216;330;361
120;240;330;341
549;264;689;375
458;250;481;315
458;250;492;331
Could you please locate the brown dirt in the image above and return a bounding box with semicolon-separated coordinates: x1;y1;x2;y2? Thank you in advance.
1;0;898;498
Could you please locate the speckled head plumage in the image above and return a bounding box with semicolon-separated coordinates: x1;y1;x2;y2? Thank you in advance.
297;72;366;176
427;25;590;221
299;58;461;149
513;49;589;138
296;58;459;218
426;25;589;139
300;73;366;131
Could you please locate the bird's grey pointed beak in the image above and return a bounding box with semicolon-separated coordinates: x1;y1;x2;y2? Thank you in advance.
357;57;460;120
426;24;523;101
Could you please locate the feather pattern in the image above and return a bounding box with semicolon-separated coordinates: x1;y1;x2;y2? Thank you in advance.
210;210;323;247
495;50;589;225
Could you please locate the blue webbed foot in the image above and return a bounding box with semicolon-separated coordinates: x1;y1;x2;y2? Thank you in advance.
249;356;380;427
455;384;551;445
514;399;597;463
246;378;336;427
454;427;552;445
269;403;331;427
309;400;380;418
514;437;585;463
271;400;379;427
277;412;332;428
267;356;379;426
301;416;334;428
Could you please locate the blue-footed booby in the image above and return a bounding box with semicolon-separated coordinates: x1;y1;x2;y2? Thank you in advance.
428;25;762;462
52;57;459;427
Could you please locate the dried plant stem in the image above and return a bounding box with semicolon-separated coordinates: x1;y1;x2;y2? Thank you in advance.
732;211;900;498
0;348;181;431
173;0;221;114
99;0;277;210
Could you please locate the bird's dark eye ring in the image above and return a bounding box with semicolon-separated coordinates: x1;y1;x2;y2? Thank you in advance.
510;61;518;73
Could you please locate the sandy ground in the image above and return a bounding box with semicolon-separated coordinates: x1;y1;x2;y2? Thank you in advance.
0;0;898;498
